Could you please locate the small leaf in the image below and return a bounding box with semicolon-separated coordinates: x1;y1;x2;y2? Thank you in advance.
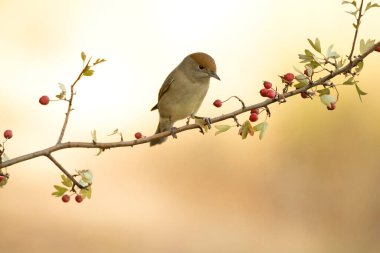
360;39;376;54
320;94;336;107
83;69;94;76
80;187;92;199
56;83;67;100
365;2;380;11
355;84;367;102
253;122;268;140
91;129;97;143
343;76;356;85
108;129;119;136
240;120;253;140
93;58;106;65
81;52;86;63
52;185;68;197
214;125;232;136
326;45;340;59
317;88;331;95
294;82;307;89
61;175;73;187
308;38;321;53
355;61;364;73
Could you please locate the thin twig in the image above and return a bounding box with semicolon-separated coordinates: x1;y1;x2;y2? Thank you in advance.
348;0;364;64
46;154;84;189
56;58;92;144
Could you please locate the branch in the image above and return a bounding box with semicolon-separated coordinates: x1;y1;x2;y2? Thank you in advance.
56;58;92;144
348;0;365;63
46;154;84;189
1;41;379;170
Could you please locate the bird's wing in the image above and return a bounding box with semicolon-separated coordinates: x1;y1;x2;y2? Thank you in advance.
151;73;175;111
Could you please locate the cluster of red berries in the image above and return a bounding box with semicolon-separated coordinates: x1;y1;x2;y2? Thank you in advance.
62;194;83;203
249;108;260;122
259;81;277;99
3;129;13;139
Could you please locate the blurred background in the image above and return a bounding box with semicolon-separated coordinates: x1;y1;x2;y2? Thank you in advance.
1;0;380;252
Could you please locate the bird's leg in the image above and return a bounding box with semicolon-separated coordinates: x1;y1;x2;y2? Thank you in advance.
169;116;177;139
193;115;212;129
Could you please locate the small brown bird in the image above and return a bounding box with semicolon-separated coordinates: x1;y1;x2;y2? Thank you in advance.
150;52;220;146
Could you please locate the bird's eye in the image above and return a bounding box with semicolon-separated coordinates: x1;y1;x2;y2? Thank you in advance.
198;65;205;70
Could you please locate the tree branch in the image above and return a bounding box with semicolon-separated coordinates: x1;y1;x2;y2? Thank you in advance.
46;154;84;189
56;58;92;144
348;0;365;63
1;41;379;170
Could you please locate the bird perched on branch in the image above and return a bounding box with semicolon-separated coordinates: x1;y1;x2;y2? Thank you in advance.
150;52;220;146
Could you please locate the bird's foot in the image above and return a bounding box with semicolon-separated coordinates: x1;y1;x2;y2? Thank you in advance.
203;117;212;129
170;127;178;139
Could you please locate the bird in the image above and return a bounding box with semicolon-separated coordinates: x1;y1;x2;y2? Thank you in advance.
150;52;220;146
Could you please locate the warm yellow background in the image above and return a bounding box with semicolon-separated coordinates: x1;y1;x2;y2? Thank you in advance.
1;0;380;252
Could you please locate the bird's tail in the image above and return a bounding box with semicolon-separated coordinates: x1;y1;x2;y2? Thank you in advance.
150;121;170;146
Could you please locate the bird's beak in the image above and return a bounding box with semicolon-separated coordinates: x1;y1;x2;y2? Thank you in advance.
209;72;221;81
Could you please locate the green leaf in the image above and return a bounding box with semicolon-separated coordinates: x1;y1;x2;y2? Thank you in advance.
342;0;357;6
108;129;119;136
93;58;106;65
317;88;331;95
360;39;376;54
326;45;340;59
294;82;307;89
61;175;73;187
52;185;68;197
214;125;232;136
355;84;367;102
80;187;92;199
308;38;321;53
365;2;380;11
83;69;94;76
56;83;66;100
240;120;254;140
355;61;364;73
343;76;357;85
81;52;86;63
320;94;336;106
253;122;268;140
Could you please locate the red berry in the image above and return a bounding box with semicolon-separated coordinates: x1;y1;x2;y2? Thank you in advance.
0;176;4;182
75;195;83;203
134;132;142;139
283;73;295;83
62;194;70;203
250;108;260;114
249;113;259;122
375;45;380;52
301;92;308;99
263;81;272;89
3;130;12;139
39;95;50;105
327;103;337;110
213;99;222;108
267;89;277;99
260;88;269;97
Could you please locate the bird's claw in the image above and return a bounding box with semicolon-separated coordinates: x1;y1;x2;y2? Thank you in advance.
170;127;178;139
203;117;212;129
